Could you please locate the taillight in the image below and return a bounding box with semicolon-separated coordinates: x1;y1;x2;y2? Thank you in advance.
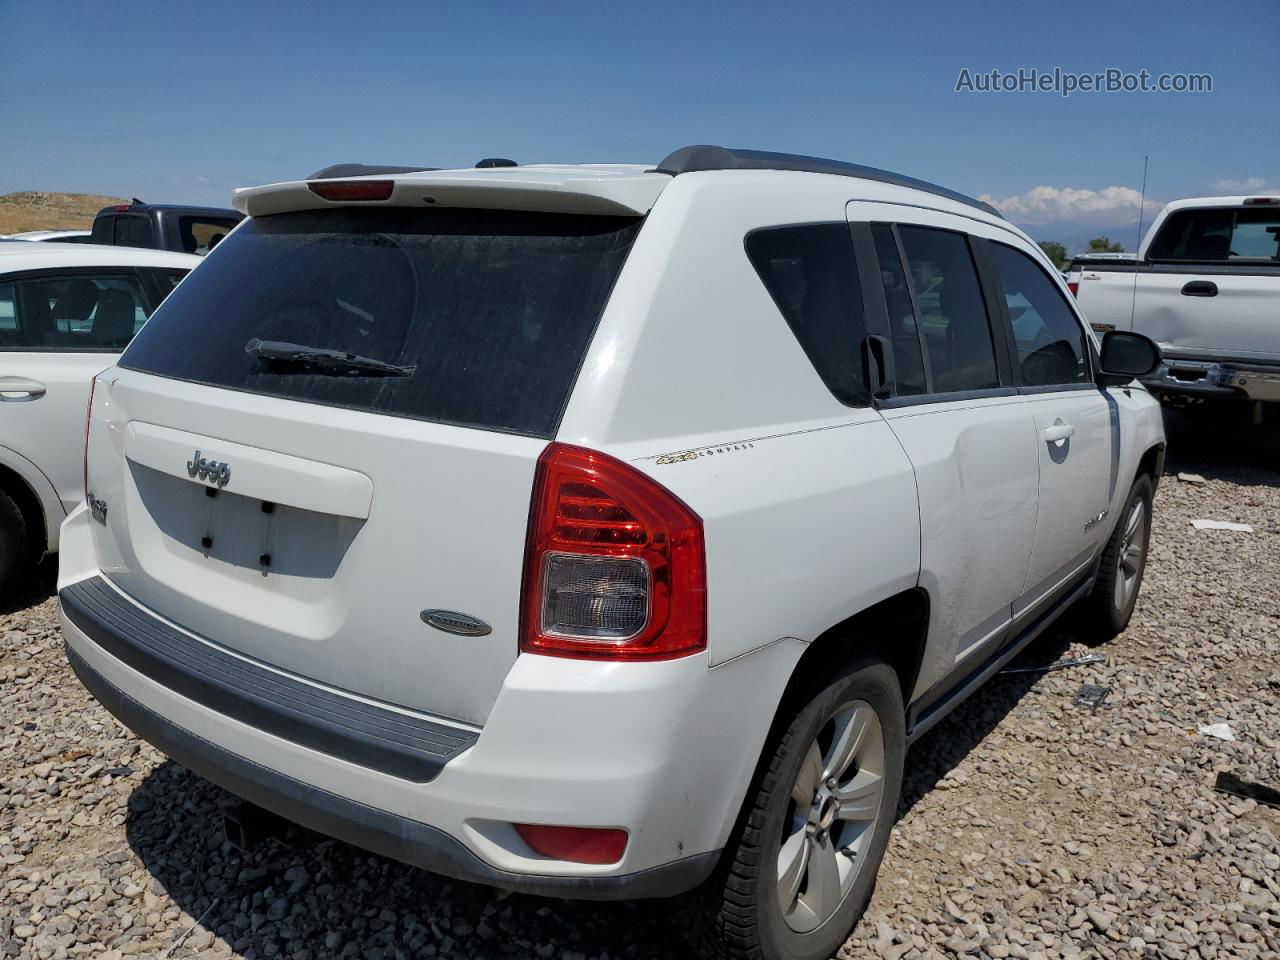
515;824;628;864
1067;281;1079;297
520;443;706;661
306;180;394;202
82;376;97;501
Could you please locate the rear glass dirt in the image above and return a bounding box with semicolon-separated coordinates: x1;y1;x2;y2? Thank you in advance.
119;207;641;437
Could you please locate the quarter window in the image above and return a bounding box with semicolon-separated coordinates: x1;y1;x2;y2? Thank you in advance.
896;226;1000;393
990;244;1089;386
745;223;869;407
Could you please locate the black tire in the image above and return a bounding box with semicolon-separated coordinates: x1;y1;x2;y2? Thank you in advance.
0;490;29;593
684;660;905;960
1080;474;1153;640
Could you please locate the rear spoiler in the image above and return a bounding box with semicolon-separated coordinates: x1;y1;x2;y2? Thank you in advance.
233;168;669;218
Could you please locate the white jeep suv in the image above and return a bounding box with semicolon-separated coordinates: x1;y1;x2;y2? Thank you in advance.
59;146;1165;960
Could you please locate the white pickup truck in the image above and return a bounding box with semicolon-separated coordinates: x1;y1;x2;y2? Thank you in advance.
1069;195;1280;419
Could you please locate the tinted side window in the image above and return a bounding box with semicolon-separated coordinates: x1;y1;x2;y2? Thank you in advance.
0;274;150;350
113;216;154;249
745;223;869;407
1148;208;1234;260
991;244;1089;386
897;226;999;393
870;224;926;396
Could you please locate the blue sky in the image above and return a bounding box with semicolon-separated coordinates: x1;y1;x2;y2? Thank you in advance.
2;0;1275;248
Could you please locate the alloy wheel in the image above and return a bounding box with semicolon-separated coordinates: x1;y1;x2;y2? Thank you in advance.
777;700;885;933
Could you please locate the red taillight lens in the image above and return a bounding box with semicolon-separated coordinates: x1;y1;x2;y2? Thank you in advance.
515;824;628;865
520;443;706;661
1067;281;1079;297
306;179;394;202
82;376;97;500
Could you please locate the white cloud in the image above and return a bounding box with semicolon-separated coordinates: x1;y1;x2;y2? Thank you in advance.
1211;176;1271;193
978;185;1159;225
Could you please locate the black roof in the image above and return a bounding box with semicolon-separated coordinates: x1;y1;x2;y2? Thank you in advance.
654;145;1002;219
96;202;242;219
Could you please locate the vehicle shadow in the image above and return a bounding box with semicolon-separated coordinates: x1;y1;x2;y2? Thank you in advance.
123;760;683;958
1;555;56;615
121;621;1085;959
1159;405;1280;483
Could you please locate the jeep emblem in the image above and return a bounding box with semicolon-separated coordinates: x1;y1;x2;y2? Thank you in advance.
186;450;231;488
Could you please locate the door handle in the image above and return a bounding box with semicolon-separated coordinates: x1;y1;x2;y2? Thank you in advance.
0;377;47;401
1042;422;1075;445
1180;280;1218;297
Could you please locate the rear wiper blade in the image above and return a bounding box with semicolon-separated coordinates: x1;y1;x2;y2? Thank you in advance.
245;338;415;377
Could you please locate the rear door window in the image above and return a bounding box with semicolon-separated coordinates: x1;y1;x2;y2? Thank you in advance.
990;243;1090;386
745;223;869;407
0;273;150;350
120;208;641;438
870;224;927;396
896;226;1000;393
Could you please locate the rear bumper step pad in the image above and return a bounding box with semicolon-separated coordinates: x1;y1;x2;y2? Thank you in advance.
60;576;477;782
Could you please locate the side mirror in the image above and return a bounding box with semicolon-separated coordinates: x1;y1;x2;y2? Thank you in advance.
1098;331;1161;387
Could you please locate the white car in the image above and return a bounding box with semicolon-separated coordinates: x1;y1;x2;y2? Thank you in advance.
0;242;198;585
4;229;94;244
1069;195;1280;418
59;147;1165;960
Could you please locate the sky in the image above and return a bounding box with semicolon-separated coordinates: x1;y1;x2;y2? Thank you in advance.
1;0;1276;251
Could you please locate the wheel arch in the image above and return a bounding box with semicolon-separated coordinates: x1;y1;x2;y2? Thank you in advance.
779;587;931;726
0;460;51;560
1136;441;1166;494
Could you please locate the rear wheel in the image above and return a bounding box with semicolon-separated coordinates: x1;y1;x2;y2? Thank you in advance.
1081;475;1153;639
686;661;904;960
0;490;29;592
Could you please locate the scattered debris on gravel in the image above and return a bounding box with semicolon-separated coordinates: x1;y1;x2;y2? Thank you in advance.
2;411;1277;960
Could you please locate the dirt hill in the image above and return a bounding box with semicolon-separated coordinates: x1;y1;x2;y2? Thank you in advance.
0;191;126;235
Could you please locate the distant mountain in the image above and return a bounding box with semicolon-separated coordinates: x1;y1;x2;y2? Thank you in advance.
0;191;126;235
1018;218;1146;258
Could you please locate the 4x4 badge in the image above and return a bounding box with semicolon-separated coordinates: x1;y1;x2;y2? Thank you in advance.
186;450;231;488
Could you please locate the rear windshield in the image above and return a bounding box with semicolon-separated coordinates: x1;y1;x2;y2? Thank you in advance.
120;208;641;437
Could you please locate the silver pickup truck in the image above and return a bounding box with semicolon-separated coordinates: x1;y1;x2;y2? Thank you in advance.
1069;196;1280;420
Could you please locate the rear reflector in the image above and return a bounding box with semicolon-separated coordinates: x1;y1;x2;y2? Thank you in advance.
521;443;706;661
307;180;394;202
515;824;628;864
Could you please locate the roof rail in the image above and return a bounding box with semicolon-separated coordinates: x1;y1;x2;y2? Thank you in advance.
308;163;439;179
654;145;1002;219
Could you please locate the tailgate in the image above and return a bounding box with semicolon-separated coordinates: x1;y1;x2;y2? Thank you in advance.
87;373;544;726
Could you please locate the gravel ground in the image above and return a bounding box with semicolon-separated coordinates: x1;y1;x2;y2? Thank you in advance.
2;409;1277;960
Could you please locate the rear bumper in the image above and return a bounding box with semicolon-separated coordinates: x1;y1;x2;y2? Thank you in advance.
64;643;717;899
1143;357;1280;402
57;505;805;899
